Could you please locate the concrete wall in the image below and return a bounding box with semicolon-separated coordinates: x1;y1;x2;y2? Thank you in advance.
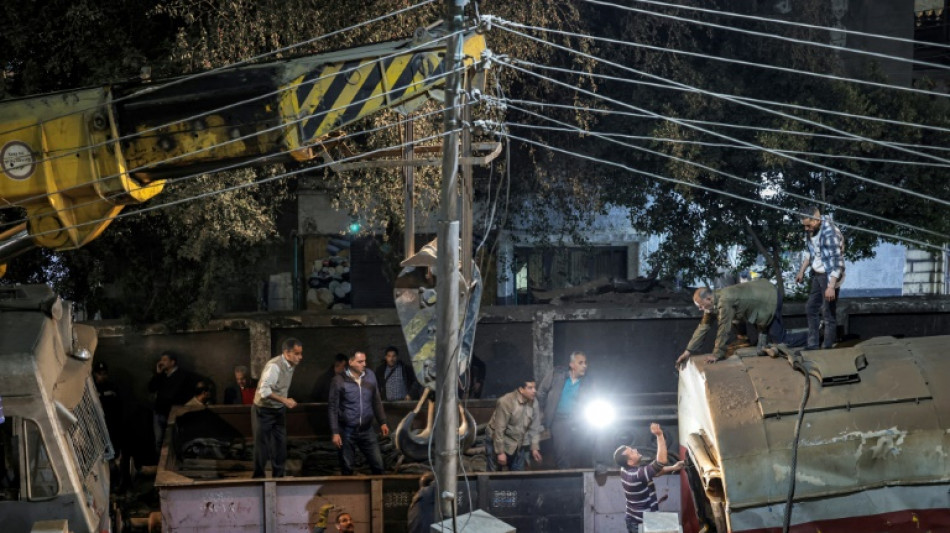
90;297;949;437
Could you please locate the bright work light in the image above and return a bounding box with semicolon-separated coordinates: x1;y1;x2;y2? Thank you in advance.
585;398;616;429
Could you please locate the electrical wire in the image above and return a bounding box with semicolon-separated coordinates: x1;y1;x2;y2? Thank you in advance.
496;102;948;240
502;98;950;153
495;18;950;100
491;129;945;251
626;0;950;52
492;19;950;167
507;52;950;152
510;120;950;169
582;0;950;73
2;29;468;211
0;0;439;140
490;48;950;209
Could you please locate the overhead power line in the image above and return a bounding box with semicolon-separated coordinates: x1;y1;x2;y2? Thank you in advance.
491;19;950;167
495;101;948;240
511;121;950;169
488;28;950;208
582;0;950;73
498;19;950;100
627;0;950;52
495;130;945;251
501;99;950;153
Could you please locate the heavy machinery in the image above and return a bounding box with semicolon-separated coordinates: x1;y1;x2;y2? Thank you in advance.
0;22;489;273
0;284;111;533
677;337;950;532
0;20;492;532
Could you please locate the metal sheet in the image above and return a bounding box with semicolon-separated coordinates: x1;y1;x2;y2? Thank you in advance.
679;335;950;525
748;344;931;418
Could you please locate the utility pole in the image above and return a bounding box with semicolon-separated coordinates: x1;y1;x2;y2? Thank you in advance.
434;0;466;522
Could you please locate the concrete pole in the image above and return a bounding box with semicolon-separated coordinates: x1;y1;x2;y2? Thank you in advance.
403;116;415;260
434;0;466;521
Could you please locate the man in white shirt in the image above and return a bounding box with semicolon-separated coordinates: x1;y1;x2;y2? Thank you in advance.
252;338;303;478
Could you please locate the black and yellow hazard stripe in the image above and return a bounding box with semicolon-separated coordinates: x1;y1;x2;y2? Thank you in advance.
291;49;447;144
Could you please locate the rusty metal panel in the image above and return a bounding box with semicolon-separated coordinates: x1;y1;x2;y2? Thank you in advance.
679;335;950;527
160;484;264;532
274;480;371;532
747;345;931;418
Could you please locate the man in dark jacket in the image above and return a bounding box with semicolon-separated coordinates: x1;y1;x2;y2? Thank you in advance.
538;351;592;469
312;353;347;402
328;351;390;475
375;346;419;401
147;352;195;454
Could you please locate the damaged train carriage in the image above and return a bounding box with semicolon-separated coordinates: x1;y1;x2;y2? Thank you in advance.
677;335;950;533
0;285;113;533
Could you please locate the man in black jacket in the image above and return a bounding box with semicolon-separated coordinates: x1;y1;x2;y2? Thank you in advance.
375;346;419;401
328;351;390;475
147;352;195;454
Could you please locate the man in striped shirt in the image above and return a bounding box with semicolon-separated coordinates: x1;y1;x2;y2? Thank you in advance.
614;423;684;532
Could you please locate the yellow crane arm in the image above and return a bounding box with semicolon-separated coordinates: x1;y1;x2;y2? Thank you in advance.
0;25;488;264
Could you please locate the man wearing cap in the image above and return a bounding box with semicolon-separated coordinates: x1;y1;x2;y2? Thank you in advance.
615;423;684;532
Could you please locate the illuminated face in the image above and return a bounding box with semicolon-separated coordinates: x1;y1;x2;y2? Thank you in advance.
519;382;537;402
284;345;303;367
694;294;715;314
384;350;398;367
336;513;355;532
235;371;248;388
569;354;587;378
349;352;367;375
624;446;642;465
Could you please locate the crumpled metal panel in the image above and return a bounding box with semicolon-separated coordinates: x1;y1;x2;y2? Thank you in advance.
749;345;931;418
679;335;950;516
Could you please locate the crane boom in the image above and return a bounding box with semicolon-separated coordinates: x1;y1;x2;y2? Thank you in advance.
0;24;488;262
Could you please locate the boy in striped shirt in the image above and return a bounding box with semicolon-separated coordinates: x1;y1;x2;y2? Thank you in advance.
614;423;685;532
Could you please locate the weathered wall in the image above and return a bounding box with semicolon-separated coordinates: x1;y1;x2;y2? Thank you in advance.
90;296;950;453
